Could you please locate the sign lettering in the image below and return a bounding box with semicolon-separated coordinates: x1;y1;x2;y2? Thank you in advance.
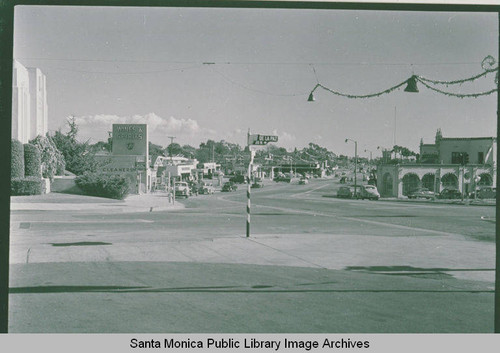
248;134;278;145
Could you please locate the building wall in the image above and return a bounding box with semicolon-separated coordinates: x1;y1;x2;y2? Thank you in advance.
28;67;48;139
12;61;48;143
419;144;439;163
12;60;31;143
439;138;496;165
376;163;495;198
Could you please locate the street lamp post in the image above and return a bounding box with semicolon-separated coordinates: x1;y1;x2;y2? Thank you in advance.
346;138;358;197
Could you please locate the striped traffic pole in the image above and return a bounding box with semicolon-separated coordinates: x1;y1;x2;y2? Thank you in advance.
246;176;251;237
246;146;255;238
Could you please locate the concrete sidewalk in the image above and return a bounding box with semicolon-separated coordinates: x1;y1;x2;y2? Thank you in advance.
10;192;184;212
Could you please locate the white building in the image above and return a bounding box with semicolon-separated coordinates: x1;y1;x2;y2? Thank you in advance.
377;129;496;198
12;60;48;143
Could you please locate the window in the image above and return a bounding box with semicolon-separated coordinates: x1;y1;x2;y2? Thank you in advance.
478;152;484;164
451;152;464;164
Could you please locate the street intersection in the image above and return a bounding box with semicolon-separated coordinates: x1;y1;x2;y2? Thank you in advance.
8;178;496;332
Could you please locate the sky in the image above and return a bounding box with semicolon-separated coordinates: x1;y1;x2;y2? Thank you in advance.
13;5;498;157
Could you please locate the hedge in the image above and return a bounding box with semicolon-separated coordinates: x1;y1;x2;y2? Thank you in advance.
24;143;42;177
30;135;66;181
11;139;25;179
75;172;130;200
11;176;43;196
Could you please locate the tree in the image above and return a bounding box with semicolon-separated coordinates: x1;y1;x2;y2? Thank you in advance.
52;119;98;175
29;135;66;180
167;142;184;157
90;140;112;154
149;142;165;165
181;145;197;159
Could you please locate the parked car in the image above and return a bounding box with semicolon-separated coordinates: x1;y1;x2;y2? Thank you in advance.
356;185;380;200
407;188;435;200
438;188;462;199
188;181;198;195
337;186;353;198
174;181;190;198
298;177;309;185
198;182;215;195
274;174;291;183
221;181;237;192
229;174;246;184
251;181;264;188
476;186;496;199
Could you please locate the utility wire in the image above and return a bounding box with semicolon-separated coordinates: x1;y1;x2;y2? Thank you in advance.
211;67;310;97
15;57;487;67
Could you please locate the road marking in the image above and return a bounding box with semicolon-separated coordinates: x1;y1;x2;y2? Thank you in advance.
289;182;332;198
223;197;467;237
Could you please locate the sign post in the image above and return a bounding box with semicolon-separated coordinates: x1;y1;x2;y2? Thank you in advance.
246;131;278;238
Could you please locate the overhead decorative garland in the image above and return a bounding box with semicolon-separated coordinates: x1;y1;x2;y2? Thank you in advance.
308;55;499;101
414;76;497;98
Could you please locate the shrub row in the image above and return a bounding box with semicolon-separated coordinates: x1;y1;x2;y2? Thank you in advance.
11;177;43;196
75;172;130;200
11;140;25;179
24;143;42;177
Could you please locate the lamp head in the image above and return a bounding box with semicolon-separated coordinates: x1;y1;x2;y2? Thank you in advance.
404;76;419;93
307;92;315;102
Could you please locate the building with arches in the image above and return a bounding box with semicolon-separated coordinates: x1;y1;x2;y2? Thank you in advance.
377;130;496;198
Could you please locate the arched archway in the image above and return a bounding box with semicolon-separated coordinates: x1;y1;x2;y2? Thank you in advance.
402;173;420;196
441;173;458;189
421;173;435;191
382;173;393;197
478;173;493;186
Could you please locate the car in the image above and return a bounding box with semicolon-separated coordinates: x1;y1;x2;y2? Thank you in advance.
188;181;199;195
356;185;380;200
337;186;353;198
438;188;462;199
251;181;264;188
298;177;308;185
407;188;435;199
229;174;246;184
221;181;238;192
198;182;215;195
274;174;291;183
174;181;190;198
476;186;496;199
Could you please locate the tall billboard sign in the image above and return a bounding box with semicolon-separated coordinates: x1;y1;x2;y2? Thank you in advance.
112;124;148;157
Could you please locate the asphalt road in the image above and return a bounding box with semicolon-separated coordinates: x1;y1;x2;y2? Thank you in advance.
8;178;496;332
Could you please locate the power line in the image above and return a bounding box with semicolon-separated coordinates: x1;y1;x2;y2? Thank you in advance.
210;67;310;97
48;65;201;75
15;57;486;67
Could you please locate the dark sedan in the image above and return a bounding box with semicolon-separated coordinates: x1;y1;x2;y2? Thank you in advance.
221;182;238;192
407;188;435;200
438;189;462;199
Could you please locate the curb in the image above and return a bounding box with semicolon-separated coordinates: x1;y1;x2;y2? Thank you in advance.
322;194;495;206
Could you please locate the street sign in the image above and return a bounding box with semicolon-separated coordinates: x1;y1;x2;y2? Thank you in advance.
248;134;278;145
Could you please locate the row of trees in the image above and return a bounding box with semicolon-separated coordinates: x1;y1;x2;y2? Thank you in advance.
16;117;421;182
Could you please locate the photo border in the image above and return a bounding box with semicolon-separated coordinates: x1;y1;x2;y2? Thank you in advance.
1;0;499;334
